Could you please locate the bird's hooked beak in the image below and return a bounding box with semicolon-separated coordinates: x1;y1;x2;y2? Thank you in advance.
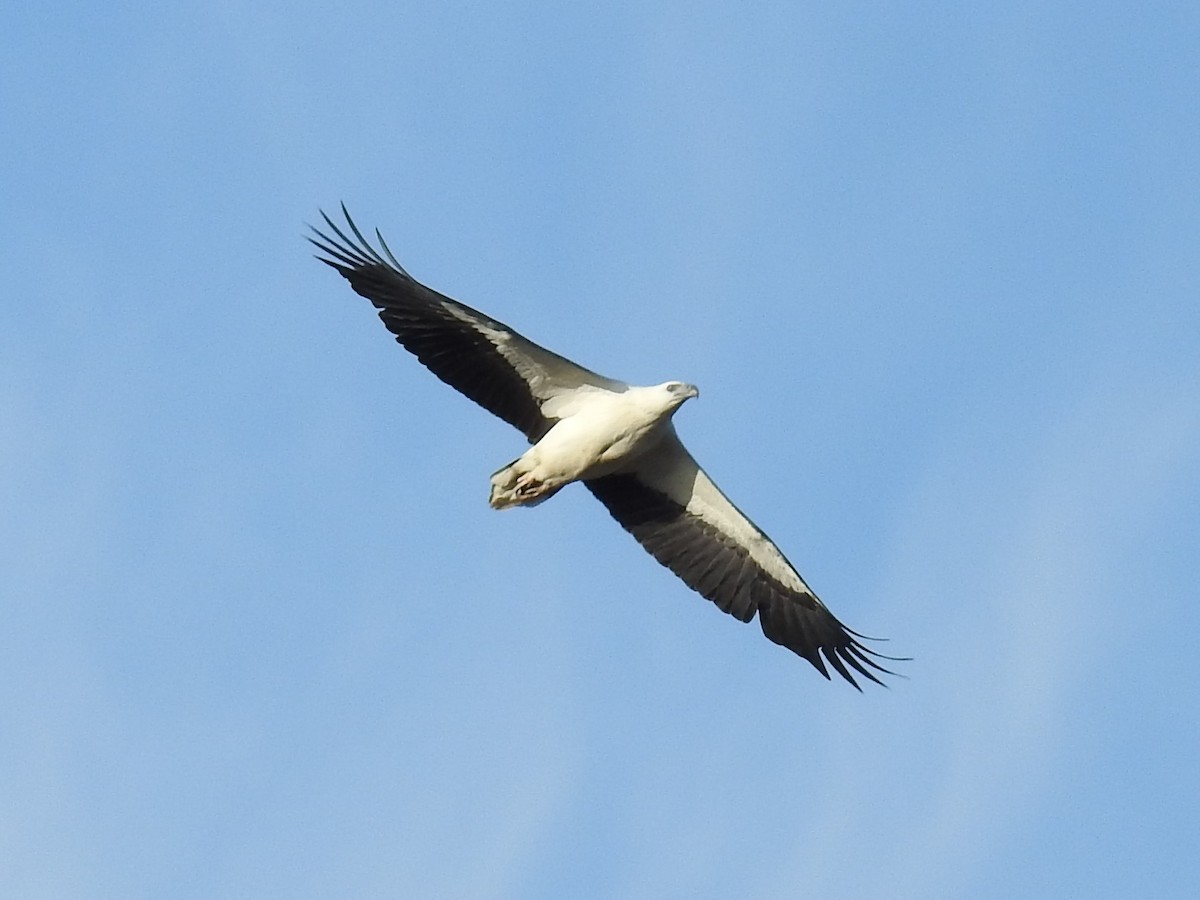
685;384;700;399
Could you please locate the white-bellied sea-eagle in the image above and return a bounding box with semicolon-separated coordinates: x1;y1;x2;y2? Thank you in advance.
310;207;900;688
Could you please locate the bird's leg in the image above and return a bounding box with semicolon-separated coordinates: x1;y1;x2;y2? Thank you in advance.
514;472;542;497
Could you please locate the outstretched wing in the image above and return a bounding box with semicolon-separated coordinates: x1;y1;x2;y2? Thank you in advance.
585;432;900;688
309;205;626;442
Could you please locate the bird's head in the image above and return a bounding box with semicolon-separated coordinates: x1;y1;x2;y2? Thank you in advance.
662;380;700;406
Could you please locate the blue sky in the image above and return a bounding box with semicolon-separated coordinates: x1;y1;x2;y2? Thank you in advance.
3;2;1198;897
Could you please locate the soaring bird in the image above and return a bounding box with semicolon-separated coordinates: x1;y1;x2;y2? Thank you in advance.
309;207;900;688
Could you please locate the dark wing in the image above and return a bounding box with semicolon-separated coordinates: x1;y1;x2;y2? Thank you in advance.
585;431;901;688
309;205;626;442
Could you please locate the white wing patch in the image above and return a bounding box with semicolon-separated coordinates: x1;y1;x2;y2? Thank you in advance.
627;434;811;593
438;299;628;413
537;385;613;419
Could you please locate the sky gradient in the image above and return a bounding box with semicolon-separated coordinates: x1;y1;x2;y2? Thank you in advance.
3;3;1199;898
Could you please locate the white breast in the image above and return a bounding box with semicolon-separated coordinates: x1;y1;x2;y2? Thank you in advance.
534;387;676;481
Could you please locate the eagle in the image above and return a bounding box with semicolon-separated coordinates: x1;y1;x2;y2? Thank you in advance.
309;207;900;688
